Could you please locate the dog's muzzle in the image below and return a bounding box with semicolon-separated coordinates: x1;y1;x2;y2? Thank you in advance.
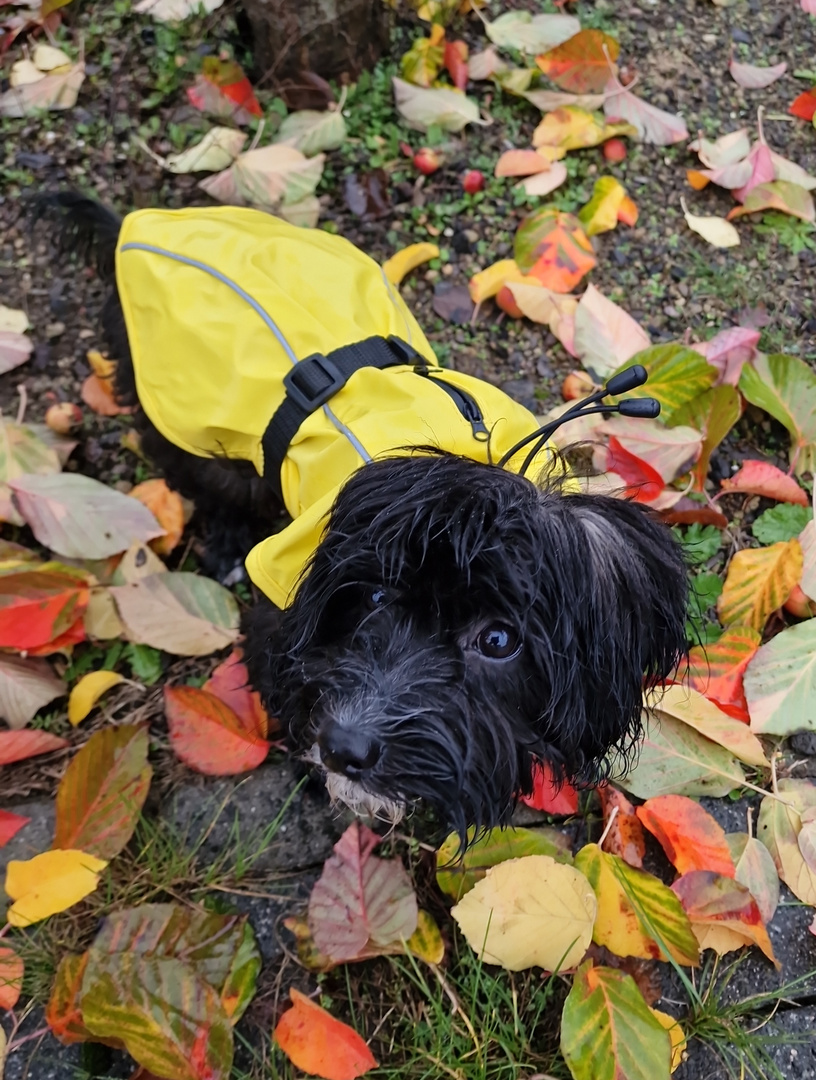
316;718;382;776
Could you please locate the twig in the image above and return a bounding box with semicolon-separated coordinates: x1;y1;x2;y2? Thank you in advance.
15;384;27;425
597;804;619;850
429;963;481;1053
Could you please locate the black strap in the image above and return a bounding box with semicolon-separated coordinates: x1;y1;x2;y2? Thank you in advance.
262;335;419;500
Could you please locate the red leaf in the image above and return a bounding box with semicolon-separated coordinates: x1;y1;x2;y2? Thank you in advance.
659;499;729;529
604;436;665;502
275;988;378;1080
671;870;778;967
187;57;262;122
720;460;810;505
688;626;761;719
521;761;580;814
444;39;469;91
0;946;24;1010
164;685;270;775
46;953;104;1046
536;29;621;94
636;795;735;878
790;89;816;121
0;729;68;766
203;648;276;739
0;569;89;651
597;785;645;868
0;808;31;847
26;617;87;657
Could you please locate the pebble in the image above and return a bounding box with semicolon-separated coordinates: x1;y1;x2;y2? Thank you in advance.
45;321;65;339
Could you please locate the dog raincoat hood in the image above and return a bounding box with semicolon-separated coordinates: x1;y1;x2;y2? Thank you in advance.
116;206;556;607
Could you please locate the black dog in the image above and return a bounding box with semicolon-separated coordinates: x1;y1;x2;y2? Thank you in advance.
33;193;689;842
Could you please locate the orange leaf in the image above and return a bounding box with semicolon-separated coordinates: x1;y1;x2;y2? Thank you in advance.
0;946;23;1010
469;259;529;303
616;195;639;227
637;795;735;878
203;648;276;738
536;29;621;93
789;89;816;122
46;953;97;1045
718;540;803;631
671;870;779;968
686;170;710;190
494;149;552;177
0;729;68;766
514;207;596;293
187;57;262;122
597;785;645;868
602;437;664;503
0;809;30;847
520;761;579;814
129;479;184;555
444;39;469;90
81;373;131;417
687;626;761;720
0;567;89;651
719;460;810;506
274;988;378;1080
164;685;270;775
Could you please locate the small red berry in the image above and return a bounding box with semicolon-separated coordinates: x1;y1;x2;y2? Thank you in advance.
413;147;441;175
462;169;485;194
602;138;627;163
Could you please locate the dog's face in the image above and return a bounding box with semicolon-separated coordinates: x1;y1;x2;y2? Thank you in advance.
246;453;688;842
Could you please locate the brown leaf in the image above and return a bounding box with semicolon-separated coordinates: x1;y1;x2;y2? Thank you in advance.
597;785;645;868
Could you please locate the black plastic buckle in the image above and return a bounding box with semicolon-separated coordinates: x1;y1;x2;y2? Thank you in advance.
386;336;419;365
283;354;346;413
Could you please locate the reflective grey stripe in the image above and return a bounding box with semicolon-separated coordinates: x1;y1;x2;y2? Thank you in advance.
119;241;372;462
380;267;413;346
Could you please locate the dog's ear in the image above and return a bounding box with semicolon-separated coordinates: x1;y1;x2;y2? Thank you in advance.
528;490;689;782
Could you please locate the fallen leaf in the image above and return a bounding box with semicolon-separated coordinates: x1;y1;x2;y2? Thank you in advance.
532;107;635;154
162;126;247;173
731;834;780;924
670;387;741;491
5;848;107;927
0;331;33;375
486;11;580;55
0;565;89;652
436;825;572;901
578;176;630;236
81;373;129;417
343;169;391;220
758;779;816;905
728;180;815;223
392;77;486;132
0;809;31;847
691;326;760;386
0;947;24;1010
10;473;164;559
575;844;699;964
0;305;29;334
432;282;474;324
308;822;417;962
688;626;761;719
0;728;69;766
0;62;84;117
469;259;528;302
274;988;378;1080
718;539;803;631
114;540;166;584
0;418;62;525
752;503;813;544
522;88;608;112
495;148;552;177
444;39;469;90
521;761;579;814
789;88;816;121
604;78;688;144
467;46;507;81
651;1008;687;1074
203;649;272;739
561;962;672;1080
671;871;778;968
400;26;445;88
129;479;184;555
505;283;579;354
690;128;752;168
187;57;262;123
134;0;224;19
111;571;239;656
514;162;568;196
572;284;650;378
164;685;270;775
739;352;816;476
199;145;325;215
67;670;124;729
802;519;816;601
609;345;717;422
451;855;596;971
744;620;816;735
656;683;769;769
596;436;665;503
597;785;645;868
683;204;740;249
729;58;787;89
514;207;596;292
382;242;440;286
536;29;620;94
636;795;735;877
274;108;346;156
0;653;66;729
598;416;701;484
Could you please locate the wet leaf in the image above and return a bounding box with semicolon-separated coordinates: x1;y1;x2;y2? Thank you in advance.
81;373;129;416
274;988;377;1080
575;844;699;964
721;460;810;506
452;855;595;971
604;80;688;145
0;654;65;729
521;760;579;814
729;59;787;89
81;952;233;1079
0;728;68;766
0;946;23;1010
111;571;239;656
392;77;486;132
690;128;752;169
514;207;596;293
495;148;552;177
436;825;573;901
0;566;89;651
687;625;761;719
728;180;815;223
572;285;650;379
129;479;184;555
683;205;740;248
5;849;107;927
657;684;769;768
536;29;620;94
486;11;579;55
161;127;247;173
46;953;100;1046
670;385;742;490
533;107;635;154
758;779;816;905
187;57;261;124
597;785;645;868
0;809;30;847
732;835;779;924
343;169;391;220
505;283;579;354
718;539;802;631
578;176;631;236
469;259;528;302
671;871;778;968
0;418;61;525
636;795;735;877
651;1008;687;1074
164;686;270;775
203;649;272;739
598;416;701;485
561;962;672;1080
54;724;151;859
382;242;440;286
308;822;417;962
67;670;124;727
610;344;717;422
790;88;816;121
432;282;474;324
199;145;325;215
744;621;816;735
746;354;816;476
0;62;84;117
596;436;665;503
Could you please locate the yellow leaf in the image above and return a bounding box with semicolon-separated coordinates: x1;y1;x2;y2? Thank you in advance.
656;684;769;769
406;909;445;964
506;282;578;342
32;44;72;72
0;1025;6;1078
468;258;529;303
718;539;803;631
382;243;440;286
682;199;740;249
651;1009;687;1073
578;176;627;237
86;349;116;380
84;588;125;641
451;855;596;971
533;106;635;152
5;849;107;927
68;670;125;726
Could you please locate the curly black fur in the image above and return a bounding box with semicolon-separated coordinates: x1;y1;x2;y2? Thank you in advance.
33;191;690;843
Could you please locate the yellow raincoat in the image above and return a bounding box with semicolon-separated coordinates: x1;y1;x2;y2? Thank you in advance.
116;206;554;608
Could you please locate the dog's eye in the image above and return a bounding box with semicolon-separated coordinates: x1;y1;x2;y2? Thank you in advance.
367;587;390;609
475;624;521;660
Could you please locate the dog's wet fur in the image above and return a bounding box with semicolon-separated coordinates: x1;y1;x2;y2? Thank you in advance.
33;192;690;844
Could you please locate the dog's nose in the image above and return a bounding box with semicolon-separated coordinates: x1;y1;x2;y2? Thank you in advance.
317;721;381;776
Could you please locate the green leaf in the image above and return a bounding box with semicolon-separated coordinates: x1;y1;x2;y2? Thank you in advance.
436;825;573;901
673;523;723;567
752;503;813;545
53;724;152;860
744;621;816;735
561;962;672;1080
125;643;163;685
739;353;816;475
273;109;346;156
81;953;233;1080
610;345;718;422
670;385;742;491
